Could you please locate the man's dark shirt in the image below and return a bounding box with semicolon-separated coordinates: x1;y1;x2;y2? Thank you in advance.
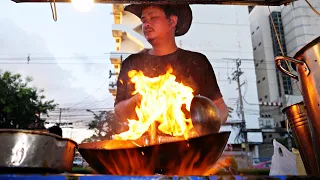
114;48;222;106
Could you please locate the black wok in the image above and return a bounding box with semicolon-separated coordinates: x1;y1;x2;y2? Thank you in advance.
78;131;230;175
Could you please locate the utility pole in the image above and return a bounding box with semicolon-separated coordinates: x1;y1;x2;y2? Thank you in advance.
59;108;62;125
231;58;251;168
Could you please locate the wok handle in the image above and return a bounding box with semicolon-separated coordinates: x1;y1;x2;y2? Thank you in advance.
275;56;305;80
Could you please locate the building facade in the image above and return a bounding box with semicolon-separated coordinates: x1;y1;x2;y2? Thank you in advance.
249;1;320;158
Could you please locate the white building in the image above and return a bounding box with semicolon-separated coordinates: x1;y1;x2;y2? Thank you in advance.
249;5;308;127
281;0;320;57
109;4;263;150
249;2;320;157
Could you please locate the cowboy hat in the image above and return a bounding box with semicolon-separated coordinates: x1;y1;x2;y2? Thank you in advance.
124;4;193;36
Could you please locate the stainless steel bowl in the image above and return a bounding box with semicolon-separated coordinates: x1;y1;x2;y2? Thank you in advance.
0;129;77;173
190;95;222;136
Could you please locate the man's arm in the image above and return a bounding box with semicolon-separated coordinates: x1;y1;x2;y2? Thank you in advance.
213;97;229;124
196;53;229;124
114;57;142;124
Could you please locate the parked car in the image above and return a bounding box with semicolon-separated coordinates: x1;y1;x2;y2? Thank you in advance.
73;157;83;167
253;160;272;169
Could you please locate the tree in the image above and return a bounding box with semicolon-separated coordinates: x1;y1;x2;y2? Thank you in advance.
82;110;120;143
0;71;57;129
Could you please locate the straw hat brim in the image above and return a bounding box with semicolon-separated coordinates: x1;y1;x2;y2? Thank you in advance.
124;4;192;36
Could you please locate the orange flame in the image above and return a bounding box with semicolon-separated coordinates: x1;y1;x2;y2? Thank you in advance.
114;68;195;141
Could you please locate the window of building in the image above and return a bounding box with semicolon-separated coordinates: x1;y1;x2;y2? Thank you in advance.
264;95;268;99
262;77;266;81
256;26;260;30
252;31;254;35
266;120;271;126
254;47;257;51
259;98;262;101
258;42;262;46
257;80;260;84
255;63;259;67
260;59;264;63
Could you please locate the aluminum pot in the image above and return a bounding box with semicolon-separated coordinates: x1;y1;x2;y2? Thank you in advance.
0;129;77;173
275;36;320;172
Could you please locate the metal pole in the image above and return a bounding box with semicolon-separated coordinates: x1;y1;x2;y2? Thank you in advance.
233;58;251;168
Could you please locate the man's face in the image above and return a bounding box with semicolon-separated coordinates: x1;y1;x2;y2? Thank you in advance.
141;6;176;41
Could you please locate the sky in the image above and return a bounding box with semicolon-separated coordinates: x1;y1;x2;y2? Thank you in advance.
0;1;263;144
0;0;116;142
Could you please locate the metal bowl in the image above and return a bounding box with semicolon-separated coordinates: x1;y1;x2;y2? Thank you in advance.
190;95;222;136
78;131;230;175
0;129;77;173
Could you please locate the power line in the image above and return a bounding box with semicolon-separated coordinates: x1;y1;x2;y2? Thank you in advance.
0;62;278;71
69;80;109;108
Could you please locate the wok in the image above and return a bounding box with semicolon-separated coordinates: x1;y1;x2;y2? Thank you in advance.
0;129;77;173
78;131;230;175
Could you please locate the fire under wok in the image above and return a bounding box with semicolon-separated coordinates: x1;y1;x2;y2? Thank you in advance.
78;131;230;175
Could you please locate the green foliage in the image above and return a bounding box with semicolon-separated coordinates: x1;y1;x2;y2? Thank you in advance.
82;110;118;143
0;70;57;129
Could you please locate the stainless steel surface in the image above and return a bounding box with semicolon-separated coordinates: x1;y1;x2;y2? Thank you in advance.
275;36;320;174
282;102;320;175
79;132;230;175
0;129;77;172
190;95;221;136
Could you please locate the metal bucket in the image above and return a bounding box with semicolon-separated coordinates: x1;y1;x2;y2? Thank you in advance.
275;36;320;171
282;102;320;175
0;129;77;173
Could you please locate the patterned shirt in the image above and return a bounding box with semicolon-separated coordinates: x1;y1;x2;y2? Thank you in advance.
114;48;222;106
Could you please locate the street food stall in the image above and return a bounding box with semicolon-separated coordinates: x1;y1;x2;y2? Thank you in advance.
2;0;320;179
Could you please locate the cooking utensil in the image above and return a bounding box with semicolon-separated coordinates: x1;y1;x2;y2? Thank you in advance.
282;101;320;175
275;36;320;172
78;131;230;175
0;129;77;173
190;95;222;136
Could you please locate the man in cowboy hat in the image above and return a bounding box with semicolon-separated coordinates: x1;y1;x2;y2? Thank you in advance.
114;4;228;127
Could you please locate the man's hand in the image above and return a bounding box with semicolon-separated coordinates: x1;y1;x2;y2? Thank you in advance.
114;94;142;124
